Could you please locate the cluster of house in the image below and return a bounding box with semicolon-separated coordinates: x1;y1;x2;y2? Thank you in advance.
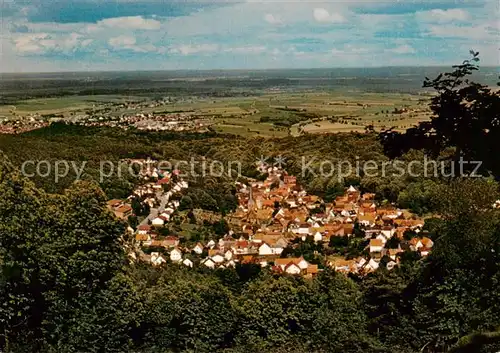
107;199;133;220
74;112;213;132
230;164;430;275
0;117;48;134
135;229;319;277
329;232;433;275
106;159;191;251
130;161;431;277
132;113;212;132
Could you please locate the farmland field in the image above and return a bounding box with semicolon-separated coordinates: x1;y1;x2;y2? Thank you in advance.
2;67;496;137
0;90;433;137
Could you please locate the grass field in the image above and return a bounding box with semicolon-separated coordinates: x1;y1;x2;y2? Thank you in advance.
302;121;367;134
0;95;147;118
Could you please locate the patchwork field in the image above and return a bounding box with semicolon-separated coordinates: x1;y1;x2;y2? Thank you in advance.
0;95;147;118
147;91;432;136
0;90;433;137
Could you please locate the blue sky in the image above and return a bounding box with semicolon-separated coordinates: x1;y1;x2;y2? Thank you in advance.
0;0;498;72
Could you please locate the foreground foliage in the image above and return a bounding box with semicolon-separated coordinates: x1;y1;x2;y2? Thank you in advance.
1;152;500;353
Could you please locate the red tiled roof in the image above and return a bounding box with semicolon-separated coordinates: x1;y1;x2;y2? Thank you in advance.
115;205;132;213
370;239;383;247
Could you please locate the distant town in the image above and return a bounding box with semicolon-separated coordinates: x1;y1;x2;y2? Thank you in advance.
0;97;215;134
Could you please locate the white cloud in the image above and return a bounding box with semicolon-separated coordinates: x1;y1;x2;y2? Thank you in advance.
13;32;90;54
224;46;267;54
97;16;161;30
271;48;281;56
169;44;219;55
10;20;84;34
109;35;136;47
426;23;498;40
264;13;283;25
108;35;156;52
421;9;469;22
331;44;370;55
389;44;416;54
1;0;497;71
313;8;345;23
81;39;93;47
14;33;48;54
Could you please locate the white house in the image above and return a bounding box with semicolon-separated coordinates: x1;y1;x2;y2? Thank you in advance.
297;224;311;235
193;243;204;254
182;258;194;268
381;228;394;239
271;244;284;255
366;258;380;272
203;258;215;269
376;233;387;245
137;225;151;235
369;239;384;253
347;185;357;193
152;217;164;227
206;240;216;249
297;257;309;270
311;221;322;228
285;263;302;275
212;254;225;263
170;248;182;262
151;252;166;266
258;243;273;256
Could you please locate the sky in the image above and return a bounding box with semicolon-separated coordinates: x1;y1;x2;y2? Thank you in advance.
0;0;498;72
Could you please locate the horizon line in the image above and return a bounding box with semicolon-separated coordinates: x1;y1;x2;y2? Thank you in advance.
1;64;499;75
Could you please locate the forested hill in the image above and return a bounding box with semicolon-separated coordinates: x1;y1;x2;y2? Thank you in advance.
0;123;395;201
0;122;486;216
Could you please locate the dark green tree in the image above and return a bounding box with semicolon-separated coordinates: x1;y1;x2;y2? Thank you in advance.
379;52;500;177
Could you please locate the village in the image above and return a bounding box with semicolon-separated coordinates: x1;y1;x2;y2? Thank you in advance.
78;112;213;132
106;157;432;278
0;116;49;134
0;95;214;135
0;112;213;134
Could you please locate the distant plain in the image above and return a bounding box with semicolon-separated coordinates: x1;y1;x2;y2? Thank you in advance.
1;67;497;136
